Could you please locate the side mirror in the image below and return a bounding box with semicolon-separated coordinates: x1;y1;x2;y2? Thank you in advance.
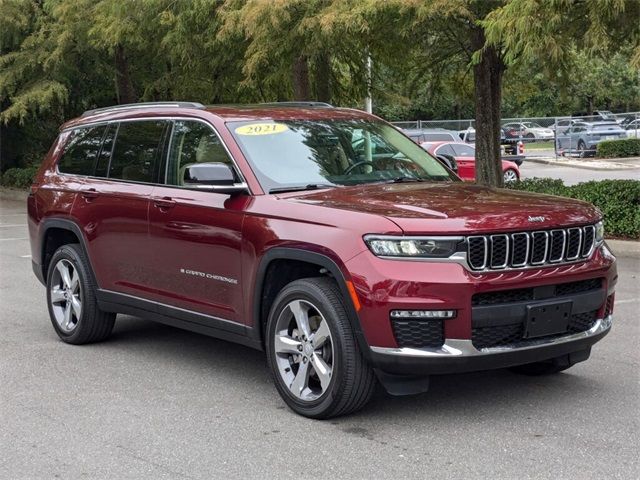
183;162;248;194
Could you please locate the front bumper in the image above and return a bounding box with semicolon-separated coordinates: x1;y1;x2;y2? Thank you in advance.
369;315;611;375
346;243;617;375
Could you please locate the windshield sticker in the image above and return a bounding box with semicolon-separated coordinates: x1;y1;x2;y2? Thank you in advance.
235;123;289;136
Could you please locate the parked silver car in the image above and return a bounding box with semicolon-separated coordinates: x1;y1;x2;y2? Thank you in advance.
555;121;627;157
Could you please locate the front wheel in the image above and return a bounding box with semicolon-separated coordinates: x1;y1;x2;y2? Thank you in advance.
266;277;375;419
503;168;519;183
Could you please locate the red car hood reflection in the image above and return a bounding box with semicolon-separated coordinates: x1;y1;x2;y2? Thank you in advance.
281;183;600;234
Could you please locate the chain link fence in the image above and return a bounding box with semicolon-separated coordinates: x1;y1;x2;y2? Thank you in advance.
392;112;640;158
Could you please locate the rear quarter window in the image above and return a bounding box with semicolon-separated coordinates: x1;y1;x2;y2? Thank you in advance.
58;125;107;176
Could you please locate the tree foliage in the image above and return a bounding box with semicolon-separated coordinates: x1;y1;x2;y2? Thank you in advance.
0;0;638;187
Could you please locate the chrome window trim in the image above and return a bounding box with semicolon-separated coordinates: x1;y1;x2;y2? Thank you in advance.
57;115;250;193
370;315;612;358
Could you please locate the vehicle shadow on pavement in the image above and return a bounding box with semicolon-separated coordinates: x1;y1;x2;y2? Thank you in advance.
107;315;606;423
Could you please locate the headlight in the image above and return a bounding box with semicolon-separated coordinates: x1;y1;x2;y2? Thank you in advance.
364;235;462;258
595;220;604;244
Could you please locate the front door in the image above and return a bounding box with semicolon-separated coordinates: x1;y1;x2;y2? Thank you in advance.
146;119;246;323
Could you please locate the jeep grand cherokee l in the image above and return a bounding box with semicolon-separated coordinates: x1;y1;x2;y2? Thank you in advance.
28;102;617;418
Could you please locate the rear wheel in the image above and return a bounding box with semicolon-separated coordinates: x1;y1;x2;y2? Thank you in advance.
46;244;115;344
266;277;375;419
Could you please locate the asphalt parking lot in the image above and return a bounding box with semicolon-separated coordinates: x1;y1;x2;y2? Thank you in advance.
1;198;638;480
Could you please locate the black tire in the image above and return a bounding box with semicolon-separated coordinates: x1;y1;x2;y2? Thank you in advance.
266;277;376;419
578;140;588;158
46;244;115;344
525;132;535;142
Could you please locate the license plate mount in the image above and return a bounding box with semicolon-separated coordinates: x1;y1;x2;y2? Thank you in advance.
524;301;572;339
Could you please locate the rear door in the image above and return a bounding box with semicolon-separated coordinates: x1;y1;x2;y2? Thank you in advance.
146;119;246;324
71;119;170;296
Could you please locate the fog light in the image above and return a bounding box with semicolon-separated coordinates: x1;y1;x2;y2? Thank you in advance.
390;310;456;319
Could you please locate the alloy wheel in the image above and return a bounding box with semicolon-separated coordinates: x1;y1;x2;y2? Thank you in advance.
50;259;82;333
273;299;334;402
503;169;518;183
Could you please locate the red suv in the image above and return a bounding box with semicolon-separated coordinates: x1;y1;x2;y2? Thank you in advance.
28;102;617;418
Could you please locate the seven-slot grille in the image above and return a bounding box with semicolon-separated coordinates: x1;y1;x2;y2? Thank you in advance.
467;225;596;271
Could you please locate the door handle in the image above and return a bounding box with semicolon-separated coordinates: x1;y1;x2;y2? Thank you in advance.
153;196;176;210
81;188;99;200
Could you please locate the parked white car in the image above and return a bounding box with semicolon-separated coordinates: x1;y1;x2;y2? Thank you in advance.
502;122;554;141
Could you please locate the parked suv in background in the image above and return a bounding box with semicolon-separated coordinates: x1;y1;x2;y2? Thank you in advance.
28;102;616;418
555;121;627;157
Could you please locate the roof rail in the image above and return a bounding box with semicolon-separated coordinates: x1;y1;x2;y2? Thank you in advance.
258;101;333;108
81;101;205;118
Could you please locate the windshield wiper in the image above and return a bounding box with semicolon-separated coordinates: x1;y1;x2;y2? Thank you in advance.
371;176;425;185
269;183;337;194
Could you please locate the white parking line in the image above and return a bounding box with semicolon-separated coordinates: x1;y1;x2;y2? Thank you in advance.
0;237;28;241
20;254;32;258
0;214;26;217
0;224;25;227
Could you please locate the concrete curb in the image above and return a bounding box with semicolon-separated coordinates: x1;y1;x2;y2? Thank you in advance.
0;187;28;203
525;156;640;171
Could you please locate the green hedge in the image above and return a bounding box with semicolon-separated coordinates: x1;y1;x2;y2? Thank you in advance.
508;178;640;239
1;166;38;189
596;138;640;158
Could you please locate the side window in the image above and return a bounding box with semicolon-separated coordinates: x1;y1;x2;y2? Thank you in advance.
166;120;235;186
58;125;107;176
451;144;475;157
94;124;117;178
109;120;168;182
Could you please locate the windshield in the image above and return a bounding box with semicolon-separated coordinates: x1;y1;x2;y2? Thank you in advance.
228;119;456;192
523;122;543;128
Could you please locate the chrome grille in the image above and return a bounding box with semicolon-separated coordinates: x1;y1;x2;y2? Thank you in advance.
466;225;597;271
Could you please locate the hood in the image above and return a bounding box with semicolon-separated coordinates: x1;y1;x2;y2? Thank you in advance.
280;183;600;234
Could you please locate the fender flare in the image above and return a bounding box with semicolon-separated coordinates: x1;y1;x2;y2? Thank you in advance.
250;247;370;359
37;217;99;287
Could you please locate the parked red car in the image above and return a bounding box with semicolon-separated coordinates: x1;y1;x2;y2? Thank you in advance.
28;102;615;418
422;141;520;183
